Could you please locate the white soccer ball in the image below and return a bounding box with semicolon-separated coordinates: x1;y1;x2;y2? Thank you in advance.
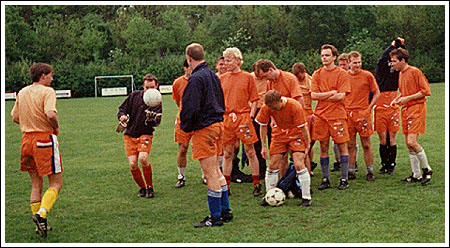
264;187;286;207
143;88;162;107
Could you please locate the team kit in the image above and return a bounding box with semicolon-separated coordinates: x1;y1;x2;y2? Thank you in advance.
11;39;433;234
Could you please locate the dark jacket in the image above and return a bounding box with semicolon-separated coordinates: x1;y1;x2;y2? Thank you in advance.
375;42;406;92
180;62;225;132
117;90;162;138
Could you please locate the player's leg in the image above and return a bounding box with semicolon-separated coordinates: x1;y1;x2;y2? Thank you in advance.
139;152;154;198
377;131;389;174
336;141;349;190
318;140;331;190
406;133;432;185
222;144;235;190
175;143;189;188
331;141;341;172
243;143;262;196
386;131;398;174
128;155;146;197
29;172;44;215
265;153;284;192
360;136;375;181
292;151;311;206
347;135;357;179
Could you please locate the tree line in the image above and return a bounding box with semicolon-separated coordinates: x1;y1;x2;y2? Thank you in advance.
5;5;445;97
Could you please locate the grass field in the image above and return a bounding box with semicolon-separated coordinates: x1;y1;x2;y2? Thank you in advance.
2;83;447;244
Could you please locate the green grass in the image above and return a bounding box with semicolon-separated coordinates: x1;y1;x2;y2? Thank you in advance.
2;83;447;244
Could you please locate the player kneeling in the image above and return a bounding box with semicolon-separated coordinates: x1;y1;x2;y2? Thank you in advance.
256;90;312;207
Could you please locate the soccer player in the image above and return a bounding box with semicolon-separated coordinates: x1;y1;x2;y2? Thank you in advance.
255;59;304;178
256;90;312;206
172;59;194;188
292;62;317;175
219;47;262;196
374;38;405;174
311;44;351;190
11;63;62;238
389;48;433;185
180;43;232;227
117;73;162;198
216;56;227;77
345;51;380;181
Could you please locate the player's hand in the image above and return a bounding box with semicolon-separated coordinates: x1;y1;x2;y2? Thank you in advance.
115;122;127;133
53;127;59;136
261;146;268;160
119;114;129;123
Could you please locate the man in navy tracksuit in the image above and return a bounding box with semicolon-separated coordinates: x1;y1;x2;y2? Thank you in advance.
180;43;232;228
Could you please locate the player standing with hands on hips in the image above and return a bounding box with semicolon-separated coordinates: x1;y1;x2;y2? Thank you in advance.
117;74;162;199
180;43;232;227
11;63;62;238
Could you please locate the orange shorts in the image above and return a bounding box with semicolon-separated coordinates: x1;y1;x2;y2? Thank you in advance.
374;106;400;133
312;116;350;144
269;126;306;155
123;134;153;157
401;104;427;135
223;112;258;146
20;132;63;177
347;110;374;137
174;119;194;144
191;122;224;160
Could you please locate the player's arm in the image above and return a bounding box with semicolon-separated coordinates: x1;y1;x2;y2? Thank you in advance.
46;110;59;136
294;95;305;107
259;124;269;160
300;125;311;155
311;90;337;100
324;92;346;102
11;101;20;124
368;88;380;112
249;100;258;119
394;92;427;106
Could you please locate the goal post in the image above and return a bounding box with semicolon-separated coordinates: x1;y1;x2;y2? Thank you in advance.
94;75;135;98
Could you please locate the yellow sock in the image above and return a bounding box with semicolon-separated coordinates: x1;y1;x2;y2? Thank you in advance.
30;200;41;215
39;188;59;218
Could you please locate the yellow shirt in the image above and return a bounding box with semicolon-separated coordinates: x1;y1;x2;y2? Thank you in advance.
11;83;57;133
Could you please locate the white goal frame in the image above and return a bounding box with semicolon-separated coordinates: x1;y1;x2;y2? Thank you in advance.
94;75;135;98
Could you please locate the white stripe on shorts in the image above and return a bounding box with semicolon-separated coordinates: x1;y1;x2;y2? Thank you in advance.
50;134;62;173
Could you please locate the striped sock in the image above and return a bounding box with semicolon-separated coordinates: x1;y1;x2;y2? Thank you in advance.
30;200;41;215
340;155;349;180
39;188;58;218
220;184;231;212
320;157;329;179
207;189;222;220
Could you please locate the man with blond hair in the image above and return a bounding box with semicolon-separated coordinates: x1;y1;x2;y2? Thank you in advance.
219;47;262;196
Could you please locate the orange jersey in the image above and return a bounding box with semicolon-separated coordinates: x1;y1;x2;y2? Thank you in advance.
297;73;313;110
172;75;189;107
375;91;399;109
220;70;259;114
266;70;302;99
256;97;307;130
11;84;57;133
344;70;379;111
311;66;350;120
398;66;431;107
250;72;269;109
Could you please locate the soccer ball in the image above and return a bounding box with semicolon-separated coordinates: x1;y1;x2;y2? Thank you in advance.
264;187;286;207
143;88;162;107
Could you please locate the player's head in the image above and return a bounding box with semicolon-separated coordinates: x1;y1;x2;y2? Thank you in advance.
338;53;350;70
389;48;409;71
216;56;227;75
185;43;205;63
321;44;338;66
348;51;362;73
255;59;278;81
264;89;283;111
292;62;306;81
223;47;243;72
30;63;54;84
183;59;192;77
143;73;158;91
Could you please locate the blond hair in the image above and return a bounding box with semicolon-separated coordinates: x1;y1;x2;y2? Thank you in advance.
223;47;243;65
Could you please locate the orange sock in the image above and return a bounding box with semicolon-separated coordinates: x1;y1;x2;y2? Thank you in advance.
252;175;261;185
130;168;146;189
142;164;153;188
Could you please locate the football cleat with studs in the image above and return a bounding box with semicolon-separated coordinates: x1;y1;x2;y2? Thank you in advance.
146;186;154;198
318;177;331;190
421;169;433;186
33;214;48;238
338;178;349;190
175;175;185;188
402;174;422;183
221;209;233;222
137;187;147;198
253;183;262;196
300;198;311;207
194;215;224;228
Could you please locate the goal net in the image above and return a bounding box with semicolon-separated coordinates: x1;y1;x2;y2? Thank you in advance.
94;75;135;98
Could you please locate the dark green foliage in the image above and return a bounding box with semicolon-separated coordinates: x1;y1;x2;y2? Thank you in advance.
4;5;445;95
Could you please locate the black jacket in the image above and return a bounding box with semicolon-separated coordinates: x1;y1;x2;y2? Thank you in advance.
375;42;406;92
